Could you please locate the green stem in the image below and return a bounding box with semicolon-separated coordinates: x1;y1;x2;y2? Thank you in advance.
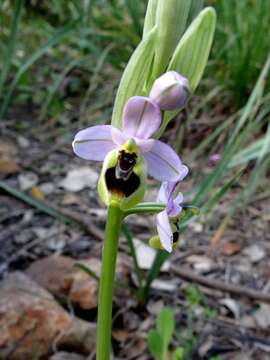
96;205;123;360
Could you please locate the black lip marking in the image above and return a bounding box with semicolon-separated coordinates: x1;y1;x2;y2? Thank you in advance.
173;231;179;243
105;166;140;198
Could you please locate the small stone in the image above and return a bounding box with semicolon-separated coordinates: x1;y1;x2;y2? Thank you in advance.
39;182;56;195
26;255;128;310
0;272;96;359
221;242;241;256
254;304;270;329
17;135;30;148
186;255;214;272
46;237;66;251
151;279;177;292
133;238;170;271
59;167;99;192
0;159;19;174
0;272;71;359
243;244;265;263
49;352;85;360
18;172;39;191
189;222;203;233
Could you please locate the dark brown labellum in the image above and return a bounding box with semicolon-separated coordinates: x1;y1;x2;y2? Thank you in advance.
105;167;140;198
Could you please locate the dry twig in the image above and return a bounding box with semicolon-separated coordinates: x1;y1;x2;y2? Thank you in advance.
171;265;270;304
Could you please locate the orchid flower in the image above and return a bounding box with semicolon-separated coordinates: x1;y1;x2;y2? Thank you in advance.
156;171;188;252
73;96;186;182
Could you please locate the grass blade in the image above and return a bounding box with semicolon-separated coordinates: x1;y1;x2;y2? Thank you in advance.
75;263;99;281
0;0;23;96
0;180;74;224
143;250;169;301
193;55;270;206
122;223;143;290
201;168;243;214
39;55;93;122
124;0;142;35
0;21;77;120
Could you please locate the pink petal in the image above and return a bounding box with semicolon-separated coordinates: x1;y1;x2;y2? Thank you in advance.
169;202;182;217
72;125;116;161
174;192;184;205
111;127;127;146
143;140;184;181
136;138;155;152
122;96;161;139
157;182;168;203
157;210;173;252
179;164;189;181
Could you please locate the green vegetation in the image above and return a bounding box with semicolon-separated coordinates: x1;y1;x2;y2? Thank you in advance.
147;301;219;360
1;0;269;316
0;1;269;358
209;0;270;106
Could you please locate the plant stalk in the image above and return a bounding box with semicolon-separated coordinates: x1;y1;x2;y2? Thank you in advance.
96;204;123;360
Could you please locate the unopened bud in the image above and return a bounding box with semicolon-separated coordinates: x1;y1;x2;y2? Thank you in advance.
150;71;189;110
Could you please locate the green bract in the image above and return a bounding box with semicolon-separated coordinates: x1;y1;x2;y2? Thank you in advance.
169;7;216;93
142;0;158;40
112;1;216;138
156;6;216;136
111;28;157;129
153;0;192;77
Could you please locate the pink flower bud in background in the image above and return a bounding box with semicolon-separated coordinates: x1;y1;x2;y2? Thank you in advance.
208;153;221;165
150;71;189;110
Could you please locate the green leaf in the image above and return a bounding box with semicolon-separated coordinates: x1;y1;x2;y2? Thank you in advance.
228;138;266;167
157;307;174;350
169;7;216;93
111;27;157;128
147;330;163;360
172;347;185;360
142;0;158;39
184;286;201;305
153;0;192;77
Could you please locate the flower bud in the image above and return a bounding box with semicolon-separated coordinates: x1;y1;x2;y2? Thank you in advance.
150;71;189;110
149;233;179;251
98;139;146;210
149;235;163;250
